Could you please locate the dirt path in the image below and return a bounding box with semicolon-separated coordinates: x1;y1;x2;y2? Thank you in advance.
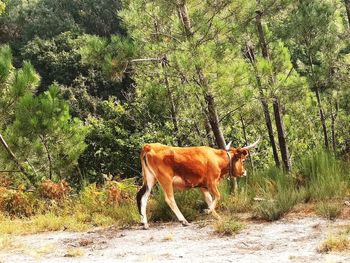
0;216;349;263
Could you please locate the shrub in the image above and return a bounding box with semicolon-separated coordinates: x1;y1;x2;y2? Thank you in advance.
39;179;71;201
0;187;36;217
220;186;252;214
253;189;301;221
214;218;245;236
318;235;350;253
298;149;348;201
316;202;341;220
251;167;303;221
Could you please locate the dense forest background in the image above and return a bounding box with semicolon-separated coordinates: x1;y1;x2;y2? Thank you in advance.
1;0;350;187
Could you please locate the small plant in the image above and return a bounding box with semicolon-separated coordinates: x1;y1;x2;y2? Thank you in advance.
220;187;252;213
214;217;245;236
318;235;350;253
253;188;301;221
64;248;84;257
316;202;341;220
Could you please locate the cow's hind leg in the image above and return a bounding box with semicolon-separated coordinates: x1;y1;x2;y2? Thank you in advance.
136;176;155;229
158;176;189;226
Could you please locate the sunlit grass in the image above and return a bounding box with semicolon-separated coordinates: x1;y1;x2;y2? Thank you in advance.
214;217;245;236
318;235;350;253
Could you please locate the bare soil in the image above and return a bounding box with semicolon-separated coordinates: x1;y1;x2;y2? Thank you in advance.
0;216;349;263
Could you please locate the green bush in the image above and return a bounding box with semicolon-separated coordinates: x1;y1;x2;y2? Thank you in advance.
298;149;348;201
316;202;341;220
253;188;302;221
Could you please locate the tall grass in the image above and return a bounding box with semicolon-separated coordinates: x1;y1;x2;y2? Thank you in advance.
249;167;303;221
149;186;203;222
250;149;349;221
298;149;349;201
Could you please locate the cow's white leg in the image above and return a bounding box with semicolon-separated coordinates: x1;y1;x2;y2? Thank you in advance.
159;178;189;226
164;194;189;226
137;171;155;229
207;182;221;219
201;187;213;213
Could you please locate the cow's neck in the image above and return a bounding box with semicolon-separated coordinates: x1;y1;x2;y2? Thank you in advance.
218;149;233;177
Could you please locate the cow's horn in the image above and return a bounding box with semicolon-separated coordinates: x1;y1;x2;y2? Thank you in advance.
242;137;260;150
225;141;232;151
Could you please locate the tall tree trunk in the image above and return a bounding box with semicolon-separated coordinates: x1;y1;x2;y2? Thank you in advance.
330;99;339;152
204;118;215;147
175;0;226;149
240;114;255;172
272;97;291;171
345;0;350;28
161;58;182;146
39;135;53;180
315;87;329;149
205;93;226;149
256;7;291;171
0;133;31;179
258;84;281;167
245;43;280;167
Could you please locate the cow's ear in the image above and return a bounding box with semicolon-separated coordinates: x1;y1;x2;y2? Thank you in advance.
240;149;249;157
236;148;248;158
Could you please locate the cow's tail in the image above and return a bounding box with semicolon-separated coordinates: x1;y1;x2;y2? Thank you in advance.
136;145;155;215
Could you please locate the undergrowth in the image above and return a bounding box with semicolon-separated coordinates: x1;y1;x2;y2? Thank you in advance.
0;177;138;234
0;149;349;232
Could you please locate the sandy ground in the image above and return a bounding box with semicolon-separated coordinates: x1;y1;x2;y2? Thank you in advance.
0;216;349;263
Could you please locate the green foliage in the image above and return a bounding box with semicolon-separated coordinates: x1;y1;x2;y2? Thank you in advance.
316;202;341;220
253;189;301;221
249;167;302;221
297;149;348;201
0;1;5;15
0;0;124;45
0;45;40;128
7;85;88;181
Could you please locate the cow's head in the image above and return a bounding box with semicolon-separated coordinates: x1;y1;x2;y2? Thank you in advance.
232;148;249;177
226;138;260;177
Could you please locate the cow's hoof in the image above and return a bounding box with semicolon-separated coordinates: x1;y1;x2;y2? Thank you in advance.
203;209;212;215
181;220;190;227
143;223;149;230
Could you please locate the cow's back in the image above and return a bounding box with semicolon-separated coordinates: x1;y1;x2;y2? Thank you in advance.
142;143;221;188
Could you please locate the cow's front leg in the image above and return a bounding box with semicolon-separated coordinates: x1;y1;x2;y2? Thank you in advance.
200;187;213;214
158;175;189;226
207;181;222;220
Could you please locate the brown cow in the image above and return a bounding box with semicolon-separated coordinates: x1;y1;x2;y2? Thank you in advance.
136;140;259;229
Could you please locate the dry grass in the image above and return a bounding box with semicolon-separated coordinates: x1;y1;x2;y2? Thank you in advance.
0;235;15;251
163;234;174;241
64;248;84;257
0;214;91;235
318;235;350;253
